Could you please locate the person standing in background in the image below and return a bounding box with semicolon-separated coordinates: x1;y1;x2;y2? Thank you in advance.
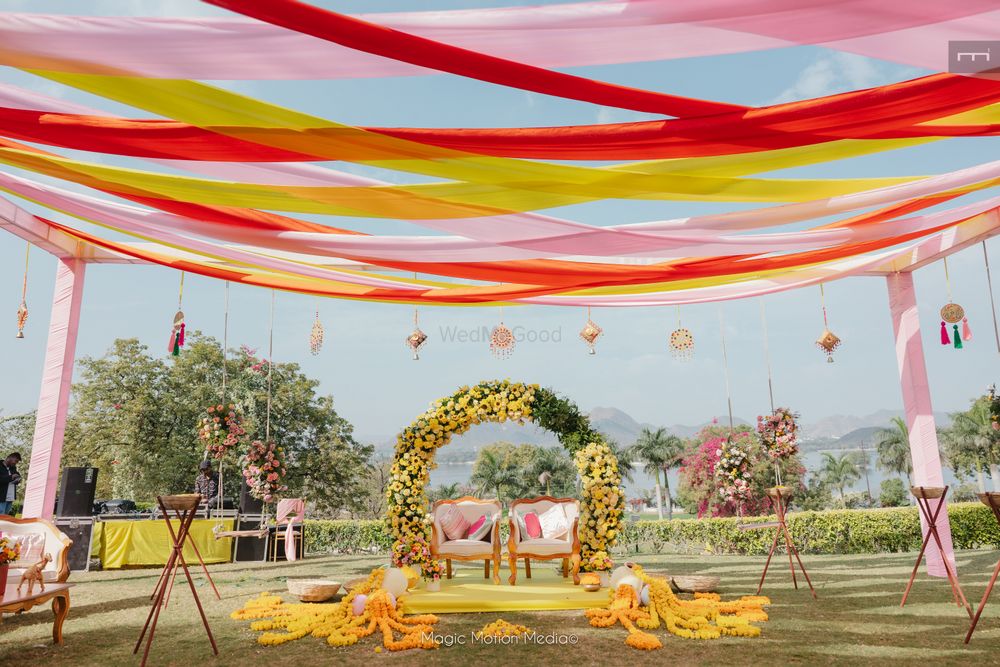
0;452;23;515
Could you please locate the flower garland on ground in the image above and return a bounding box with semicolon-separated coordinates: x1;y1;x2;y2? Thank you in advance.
574;440;624;572
476;619;533;638
584;565;770;649
387;380;622;572
241;440;287;502
198;403;246;460
757;408;800;460
230;567;440;651
715;436;753;507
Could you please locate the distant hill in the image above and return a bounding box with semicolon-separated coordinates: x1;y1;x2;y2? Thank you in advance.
801;409;952;440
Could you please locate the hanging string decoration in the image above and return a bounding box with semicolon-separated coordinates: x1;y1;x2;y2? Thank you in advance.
15;243;28;338
198;403;247;460
669;307;694;361
579;306;603;355
168;272;186;356
241;440;288;502
757;408;800;461
405;306;427;360
489;321;516;359
940;257;971;350
309;307;324;355
815;284;841;363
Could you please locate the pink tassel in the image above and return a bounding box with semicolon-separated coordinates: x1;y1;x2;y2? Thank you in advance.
940;321;951;345
168;329;177;353
178;322;186;347
962;317;972;341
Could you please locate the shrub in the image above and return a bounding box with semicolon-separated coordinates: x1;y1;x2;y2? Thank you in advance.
303;503;1000;556
879;478;908;507
952;482;981;503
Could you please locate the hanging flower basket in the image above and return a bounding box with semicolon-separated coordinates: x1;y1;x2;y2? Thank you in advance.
757;408;800;460
241;439;288;502
198;403;246;460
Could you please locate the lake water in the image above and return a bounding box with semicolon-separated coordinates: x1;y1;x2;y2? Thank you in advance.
429;448;968;500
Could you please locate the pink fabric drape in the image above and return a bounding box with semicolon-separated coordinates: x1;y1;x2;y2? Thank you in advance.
0;5;996;79
21;258;86;519
886;271;955;577
276;498;305;562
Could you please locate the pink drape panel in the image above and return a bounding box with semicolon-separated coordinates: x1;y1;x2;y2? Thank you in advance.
886;271;954;577
276;498;305;562
21;258;85;519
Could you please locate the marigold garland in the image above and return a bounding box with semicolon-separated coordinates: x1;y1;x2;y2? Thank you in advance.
477;619;533;638
230;567;440;652
574;440;624;573
584;566;771;649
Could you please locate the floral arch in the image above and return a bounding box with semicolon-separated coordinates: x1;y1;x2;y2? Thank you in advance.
387;380;624;573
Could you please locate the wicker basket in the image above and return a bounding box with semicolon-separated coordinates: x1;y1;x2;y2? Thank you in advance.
671;575;720;593
287;579;342;602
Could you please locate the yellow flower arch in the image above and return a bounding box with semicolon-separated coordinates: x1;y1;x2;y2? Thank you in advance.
387;379;623;574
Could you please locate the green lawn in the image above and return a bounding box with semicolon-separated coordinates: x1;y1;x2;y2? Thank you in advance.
3;549;999;666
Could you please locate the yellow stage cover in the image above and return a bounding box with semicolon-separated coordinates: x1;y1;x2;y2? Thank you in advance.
401;567;609;614
91;519;233;569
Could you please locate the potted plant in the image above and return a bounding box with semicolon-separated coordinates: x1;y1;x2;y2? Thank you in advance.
0;536;21;597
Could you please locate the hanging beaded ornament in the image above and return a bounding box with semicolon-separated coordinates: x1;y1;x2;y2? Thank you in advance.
15;244;28;339
579;307;603;355
490;322;516;359
816;284;841;363
939;258;971;349
309;309;324;356
669;307;694;361
405;307;427;360
167;272;186;357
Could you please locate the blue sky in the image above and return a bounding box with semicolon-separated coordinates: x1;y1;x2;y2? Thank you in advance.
1;0;998;442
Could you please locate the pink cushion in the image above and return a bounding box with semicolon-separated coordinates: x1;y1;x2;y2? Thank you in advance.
440;505;471;541
466;515;486;539
523;511;542;539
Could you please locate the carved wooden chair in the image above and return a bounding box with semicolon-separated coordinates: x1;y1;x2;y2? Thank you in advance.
430;496;502;585
507;496;580;586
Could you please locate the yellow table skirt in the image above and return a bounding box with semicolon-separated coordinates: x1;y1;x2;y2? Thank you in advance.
93;519;233;569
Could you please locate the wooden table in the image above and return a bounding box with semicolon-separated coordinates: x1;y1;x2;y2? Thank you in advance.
0;582;73;644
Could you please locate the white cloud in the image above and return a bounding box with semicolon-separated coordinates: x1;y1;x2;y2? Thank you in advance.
770;53;885;105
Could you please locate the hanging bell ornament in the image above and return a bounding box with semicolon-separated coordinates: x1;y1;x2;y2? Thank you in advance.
669;327;694;361
489;322;516;359
15;300;27;339
816;328;841;363
579;319;603;355
309;312;325;355
405;327;427;361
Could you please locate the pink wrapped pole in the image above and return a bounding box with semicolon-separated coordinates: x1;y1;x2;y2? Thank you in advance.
886;271;955;577
21;258;86;519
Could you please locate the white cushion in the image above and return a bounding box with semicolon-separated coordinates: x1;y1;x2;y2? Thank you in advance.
538;505;569;540
10;533;45;566
517;538;572;556
438;539;495;557
0;519;68;581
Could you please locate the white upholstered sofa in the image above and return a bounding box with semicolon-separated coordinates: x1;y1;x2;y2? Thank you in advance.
0;515;73;583
430;497;502;585
507;496;581;585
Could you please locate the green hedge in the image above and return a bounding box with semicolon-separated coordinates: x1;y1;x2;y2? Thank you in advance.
304;503;1000;556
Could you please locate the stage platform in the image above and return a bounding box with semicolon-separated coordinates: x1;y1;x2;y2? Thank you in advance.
401;565;608;614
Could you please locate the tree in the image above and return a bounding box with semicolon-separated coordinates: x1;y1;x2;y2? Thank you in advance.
630;427;674;519
874;417;914;485
427;482;462;504
470;443;522;503
941;396;1000;492
879;478;908;507
818;452;861;507
525;446;575;497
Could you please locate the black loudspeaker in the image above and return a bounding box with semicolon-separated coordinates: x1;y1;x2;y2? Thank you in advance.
56;467;99;517
239;479;263;514
233;519;268;562
54;517;94;572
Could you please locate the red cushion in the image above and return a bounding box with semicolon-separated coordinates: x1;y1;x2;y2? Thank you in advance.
523;511;542;539
466;515;486;539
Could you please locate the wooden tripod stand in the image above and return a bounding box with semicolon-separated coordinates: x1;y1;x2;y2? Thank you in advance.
900;486;971;617
134;494;219;667
755;486;817;599
965;492;1000;643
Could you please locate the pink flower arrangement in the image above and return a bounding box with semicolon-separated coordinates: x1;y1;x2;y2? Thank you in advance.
757;407;800;460
716;437;753;505
241;439;287;503
198;403;246;460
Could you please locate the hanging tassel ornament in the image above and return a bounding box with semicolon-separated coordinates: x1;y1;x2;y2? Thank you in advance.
940;257;969;350
815;284;841;363
579;306;603;355
489;305;516;359
405;306;427;360
168;272;186;357
309;303;324;356
15;243;28;338
669;306;694;361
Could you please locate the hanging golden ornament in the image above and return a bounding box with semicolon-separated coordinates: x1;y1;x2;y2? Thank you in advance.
579;307;602;355
815;283;841;363
15;243;28;338
489;322;516;359
669;306;694;361
405;306;427;360
939;258;971;350
309;309;324;355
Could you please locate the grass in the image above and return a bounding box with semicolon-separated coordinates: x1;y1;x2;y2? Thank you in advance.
2;549;999;666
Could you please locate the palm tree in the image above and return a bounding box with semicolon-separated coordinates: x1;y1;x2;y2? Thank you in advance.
470;449;519;503
819;452;861;507
428;482;462;503
528;447;574;496
607;440;635;484
941;398;998;492
630;427;683;520
874;417;914;486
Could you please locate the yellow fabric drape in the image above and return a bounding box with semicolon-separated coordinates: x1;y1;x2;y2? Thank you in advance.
94;519;234;569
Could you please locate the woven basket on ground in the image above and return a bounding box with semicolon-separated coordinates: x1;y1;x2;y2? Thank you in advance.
287;579;341;602
671;575;720;593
